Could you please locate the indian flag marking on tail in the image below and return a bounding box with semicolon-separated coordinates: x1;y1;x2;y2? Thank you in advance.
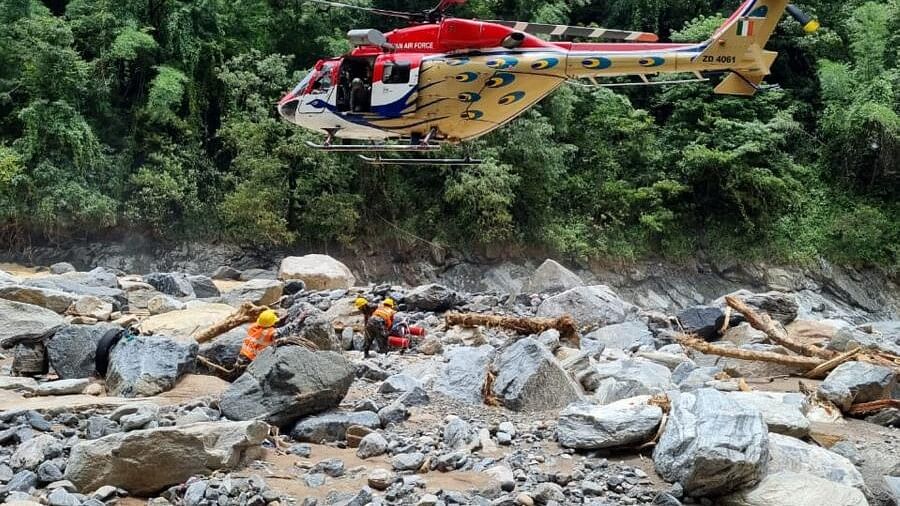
737;19;755;37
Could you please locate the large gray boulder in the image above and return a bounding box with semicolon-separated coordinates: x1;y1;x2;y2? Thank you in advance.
536;285;637;331
46;324;116;379
403;284;459;312
714;290;799;326
767;433;865;490
290;411;381;443
220;346;354;427
220;279;283;307
726;392;810;438
653;388;769;496
829;324;900;356
818;361;896;411
677;305;727;341
49;262;76;274
0;285;78;314
62;267;120;288
526;259;584;294
583;321;654;353
143;272;195;298
592;358;673;404
278;255;355;290
187;275;220;298
0;299;65;349
64;421;268;495
106;336;197;397
198;326;246;372
722;472;868;506
557;396;662;450
434;345;495;404
490;337;581;412
22;278;126;310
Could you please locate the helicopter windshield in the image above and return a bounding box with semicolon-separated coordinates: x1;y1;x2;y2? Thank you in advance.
309;63;336;94
291;72;313;96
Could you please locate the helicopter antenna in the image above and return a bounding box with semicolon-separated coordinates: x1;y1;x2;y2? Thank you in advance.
305;0;462;23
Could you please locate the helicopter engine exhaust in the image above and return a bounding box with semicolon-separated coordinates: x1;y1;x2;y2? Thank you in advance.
347;29;395;50
501;32;525;49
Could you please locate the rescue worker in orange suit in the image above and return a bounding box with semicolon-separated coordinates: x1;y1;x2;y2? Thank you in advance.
358;297;396;358
234;309;281;372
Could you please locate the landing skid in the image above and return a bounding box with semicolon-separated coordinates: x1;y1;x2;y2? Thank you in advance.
303;141;441;152
358;155;482;166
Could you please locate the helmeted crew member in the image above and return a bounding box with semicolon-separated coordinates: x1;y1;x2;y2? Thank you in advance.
363;297;396;358
234;309;280;370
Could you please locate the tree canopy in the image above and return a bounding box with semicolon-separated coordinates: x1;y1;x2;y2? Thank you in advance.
0;0;897;269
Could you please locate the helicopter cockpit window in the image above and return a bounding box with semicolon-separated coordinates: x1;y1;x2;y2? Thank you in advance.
310;64;335;93
383;61;411;84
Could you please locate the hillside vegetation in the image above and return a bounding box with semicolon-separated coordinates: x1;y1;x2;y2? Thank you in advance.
0;0;897;268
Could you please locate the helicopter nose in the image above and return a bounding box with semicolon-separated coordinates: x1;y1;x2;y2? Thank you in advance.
278;96;300;123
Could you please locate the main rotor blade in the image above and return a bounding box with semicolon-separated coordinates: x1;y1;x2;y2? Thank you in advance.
305;0;419;20
487;20;659;42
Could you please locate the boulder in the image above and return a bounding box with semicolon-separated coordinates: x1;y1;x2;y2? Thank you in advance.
45;324;114;379
187;275;220;298
49;262;76;275
62;267;120;288
146;294;186;315
403;284;459;312
220;346;354;427
653;388;769;496
0;285;78;314
143;273;195;298
198;326;246;372
722;323;768;346
536;285;637;331
357;432;388;459
490;337;581;412
139;302;235;342
35;378;90;396
379;374;423;394
220;279;283;307
592;358;673;404
443;415;473;449
295;310;340;351
106;336;198;398
69;295;113;321
677;306;727;341
829;324;900;356
239;268;276;281
290;411;381;443
767;433;865;490
211;266;242;281
714;291;798;326
726;392;810;438
434;345;494;404
526;259;583;294
0;299;65;349
278;255;356;290
22;278;126;311
583;321;654;353
10;434;59;470
818;361;896;411
557;396;663;450
64;421;268;495
722;472;867;506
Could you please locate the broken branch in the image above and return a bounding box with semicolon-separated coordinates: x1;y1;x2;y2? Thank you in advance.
804;347;861;379
445;312;579;348
676;334;823;371
194;302;268;344
725;296;836;360
846;399;900;416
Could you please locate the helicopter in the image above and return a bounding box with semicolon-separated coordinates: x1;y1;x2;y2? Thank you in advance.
277;0;819;165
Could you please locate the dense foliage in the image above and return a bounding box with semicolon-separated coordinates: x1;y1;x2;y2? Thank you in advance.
1;0;897;268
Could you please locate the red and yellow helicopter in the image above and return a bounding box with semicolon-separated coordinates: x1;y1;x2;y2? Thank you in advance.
278;0;818;164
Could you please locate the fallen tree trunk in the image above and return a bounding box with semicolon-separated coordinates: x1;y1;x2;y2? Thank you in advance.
804;347;861;379
676;334;823;371
725;296;836;360
194;302;268;344
847;399;900;416
445;312;579;348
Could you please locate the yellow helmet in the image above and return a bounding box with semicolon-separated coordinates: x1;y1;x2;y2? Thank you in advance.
354;297;368;310
383;297;395;308
257;309;279;328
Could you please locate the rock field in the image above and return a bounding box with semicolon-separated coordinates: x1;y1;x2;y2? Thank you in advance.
0;255;898;506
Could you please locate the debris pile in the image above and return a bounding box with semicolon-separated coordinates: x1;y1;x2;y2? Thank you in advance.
0;256;898;505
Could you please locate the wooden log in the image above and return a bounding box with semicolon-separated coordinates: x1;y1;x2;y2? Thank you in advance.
194;302;268;344
846;399;900;416
445;312;579;348
676;334;823;370
725;296;836;360
804;347;861;379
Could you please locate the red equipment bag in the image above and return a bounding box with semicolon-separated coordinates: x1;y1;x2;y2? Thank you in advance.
387;335;411;348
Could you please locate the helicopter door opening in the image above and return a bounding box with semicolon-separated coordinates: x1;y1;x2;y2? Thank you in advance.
371;55;419;118
337;56;375;113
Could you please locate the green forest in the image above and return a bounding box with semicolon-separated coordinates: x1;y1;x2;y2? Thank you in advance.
0;0;898;268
